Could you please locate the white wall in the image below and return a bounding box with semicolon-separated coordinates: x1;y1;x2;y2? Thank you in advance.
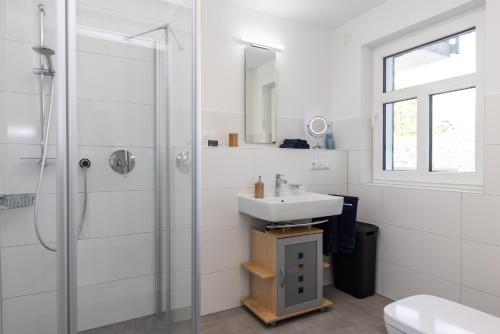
330;0;500;318
201;0;333;146
200;0;344;315
0;0;193;333
200;147;347;315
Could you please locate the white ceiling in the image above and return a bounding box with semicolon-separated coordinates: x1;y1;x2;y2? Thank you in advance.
229;0;388;29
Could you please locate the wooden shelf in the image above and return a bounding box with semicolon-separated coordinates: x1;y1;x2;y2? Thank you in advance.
241;262;275;280
242;297;333;325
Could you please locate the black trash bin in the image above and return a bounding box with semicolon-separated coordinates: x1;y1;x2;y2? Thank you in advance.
333;222;378;298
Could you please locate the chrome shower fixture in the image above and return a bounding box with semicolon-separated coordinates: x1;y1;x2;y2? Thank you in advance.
32;45;56;76
125;23;184;50
32;2;58;252
77;158;92;238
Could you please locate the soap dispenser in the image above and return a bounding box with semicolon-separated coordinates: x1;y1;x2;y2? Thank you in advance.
255;176;264;199
325;122;335;150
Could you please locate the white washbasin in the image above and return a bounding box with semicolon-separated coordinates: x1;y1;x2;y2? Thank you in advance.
238;192;344;222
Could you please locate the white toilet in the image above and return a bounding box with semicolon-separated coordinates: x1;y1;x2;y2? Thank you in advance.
384;295;500;334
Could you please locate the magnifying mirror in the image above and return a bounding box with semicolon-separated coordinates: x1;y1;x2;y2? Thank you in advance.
306;116;329;149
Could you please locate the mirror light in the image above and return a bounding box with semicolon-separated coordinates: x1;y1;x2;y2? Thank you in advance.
241;36;285;51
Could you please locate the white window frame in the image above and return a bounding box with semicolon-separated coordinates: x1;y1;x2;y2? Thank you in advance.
372;10;484;190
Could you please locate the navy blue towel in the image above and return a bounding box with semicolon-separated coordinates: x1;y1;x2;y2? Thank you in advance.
279;139;310;149
317;195;359;255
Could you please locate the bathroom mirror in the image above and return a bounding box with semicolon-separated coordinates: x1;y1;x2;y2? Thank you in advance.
307;116;329;149
245;46;277;144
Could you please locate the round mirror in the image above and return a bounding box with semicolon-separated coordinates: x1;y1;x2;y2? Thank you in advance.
307;116;329;149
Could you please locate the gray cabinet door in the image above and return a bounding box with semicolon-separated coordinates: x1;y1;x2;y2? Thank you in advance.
277;234;323;316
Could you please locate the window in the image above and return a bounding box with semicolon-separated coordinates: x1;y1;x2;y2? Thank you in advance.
384;99;418;171
384;30;476;92
373;13;483;188
430;88;476;173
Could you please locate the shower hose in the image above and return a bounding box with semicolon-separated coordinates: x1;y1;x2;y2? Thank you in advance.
33;76;90;252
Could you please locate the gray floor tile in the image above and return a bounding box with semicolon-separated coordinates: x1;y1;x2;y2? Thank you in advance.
79;286;391;334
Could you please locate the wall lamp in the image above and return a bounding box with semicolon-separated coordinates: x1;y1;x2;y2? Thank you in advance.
240;36;285;51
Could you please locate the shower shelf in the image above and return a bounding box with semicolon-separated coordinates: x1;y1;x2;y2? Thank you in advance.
0;193;36;210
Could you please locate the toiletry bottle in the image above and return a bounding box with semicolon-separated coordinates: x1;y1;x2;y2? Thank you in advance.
255;176;264;199
325;123;335;150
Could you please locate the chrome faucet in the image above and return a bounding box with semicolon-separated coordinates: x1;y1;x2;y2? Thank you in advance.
275;174;288;197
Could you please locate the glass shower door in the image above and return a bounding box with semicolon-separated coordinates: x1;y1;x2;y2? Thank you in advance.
72;0;195;333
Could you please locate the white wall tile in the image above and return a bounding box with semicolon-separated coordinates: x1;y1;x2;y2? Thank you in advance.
201;228;250;274
201;147;254;189
485;145;500;195
382;262;460;302
254;148;314;189
0;39;39;94
2;291;56;334
381;224;460;283
0;92;56;145
201;188;254;232
313;184;348;195
202;0;332;121
201;269;249;315
77;99;155;147
462;240;500;297
78;275;155;331
348;184;382;224
170;268;192;310
348;150;372;184
485;94;500;145
331;118;360;150
277;117;307;145
76;0;179;34
170;188;193;231
1;244;56;298
359;117;373;151
201;110;243;145
376;258;383;295
1;233;155;299
77;35;154;63
171;228;192;271
0;193;56;247
0;0;57;45
462;193;500;246
0;143;56;194
79;191;155;239
77;50;154;105
78;233;155;287
312;150;348;185
462;286;500;317
382;187;461;237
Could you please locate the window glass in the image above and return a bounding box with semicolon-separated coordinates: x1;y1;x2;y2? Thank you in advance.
384;99;418;171
385;29;476;92
431;88;476;172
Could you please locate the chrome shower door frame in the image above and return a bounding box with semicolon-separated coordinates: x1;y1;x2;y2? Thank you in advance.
55;0;201;333
56;0;78;333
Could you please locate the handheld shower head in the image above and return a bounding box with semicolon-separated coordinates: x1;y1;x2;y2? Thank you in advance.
32;45;55;56
32;45;55;75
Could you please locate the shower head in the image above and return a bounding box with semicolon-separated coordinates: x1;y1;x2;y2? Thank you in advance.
32;45;55;75
32;45;55;56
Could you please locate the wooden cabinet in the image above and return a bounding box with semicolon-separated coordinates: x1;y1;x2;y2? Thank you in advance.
241;227;332;325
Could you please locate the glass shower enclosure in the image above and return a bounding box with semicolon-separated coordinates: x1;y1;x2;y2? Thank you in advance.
0;0;199;333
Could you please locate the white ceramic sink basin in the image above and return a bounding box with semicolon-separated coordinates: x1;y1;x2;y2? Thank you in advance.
238;192;344;222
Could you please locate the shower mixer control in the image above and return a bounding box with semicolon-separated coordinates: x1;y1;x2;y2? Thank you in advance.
109;150;135;175
79;158;91;169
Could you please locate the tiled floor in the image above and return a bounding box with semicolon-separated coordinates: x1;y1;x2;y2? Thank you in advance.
81;286;392;334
